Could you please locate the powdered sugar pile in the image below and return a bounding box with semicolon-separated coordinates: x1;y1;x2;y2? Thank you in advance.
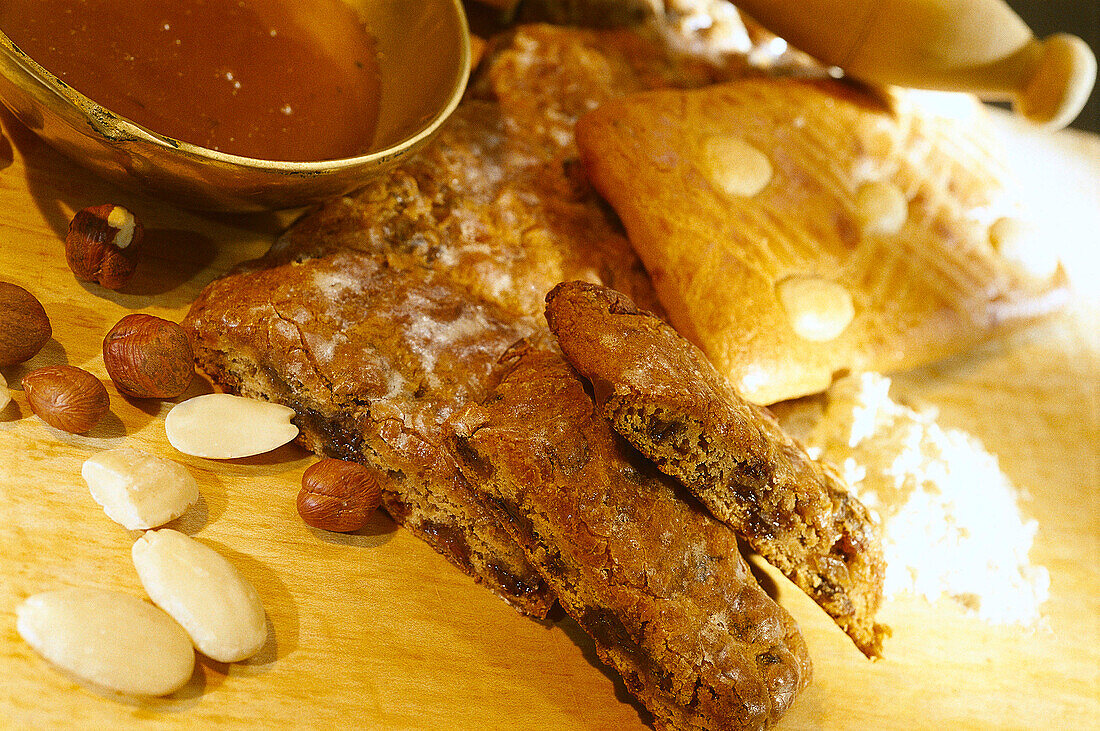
802;372;1049;624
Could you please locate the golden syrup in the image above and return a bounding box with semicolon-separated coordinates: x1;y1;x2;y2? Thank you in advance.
1;0;382;161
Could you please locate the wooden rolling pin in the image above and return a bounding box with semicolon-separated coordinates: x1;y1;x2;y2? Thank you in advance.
735;0;1096;130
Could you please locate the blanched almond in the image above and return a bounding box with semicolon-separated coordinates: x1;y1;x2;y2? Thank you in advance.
82;448;199;530
16;587;194;696
855;180;908;235
132;529;267;663
164;393;298;459
702;134;773;197
989;216;1060;280
776;276;856;342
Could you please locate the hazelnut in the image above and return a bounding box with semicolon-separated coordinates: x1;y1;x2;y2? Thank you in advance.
297;458;383;532
0;281;52;367
65;204;144;290
22;365;111;433
103;313;195;399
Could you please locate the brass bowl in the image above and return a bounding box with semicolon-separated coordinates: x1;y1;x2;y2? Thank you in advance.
0;0;470;212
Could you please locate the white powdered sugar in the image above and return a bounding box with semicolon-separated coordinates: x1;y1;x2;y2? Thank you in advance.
803;372;1049;625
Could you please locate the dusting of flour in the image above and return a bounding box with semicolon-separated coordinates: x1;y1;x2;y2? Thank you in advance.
802;372;1049;625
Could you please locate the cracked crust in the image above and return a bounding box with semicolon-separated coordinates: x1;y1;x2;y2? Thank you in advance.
546;281;888;657
448;343;811;731
185;250;555;613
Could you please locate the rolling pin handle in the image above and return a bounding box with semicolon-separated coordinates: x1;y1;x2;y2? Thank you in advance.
732;0;1097;131
1015;34;1097;130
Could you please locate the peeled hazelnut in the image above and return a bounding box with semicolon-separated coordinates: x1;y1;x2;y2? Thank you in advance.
22;365;110;433
65;204;144;290
297;458;383;532
103;314;195;399
0;281;52;367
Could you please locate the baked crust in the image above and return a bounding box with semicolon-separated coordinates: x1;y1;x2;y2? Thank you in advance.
448;342;812;731
574;78;1070;405
546;281;888;657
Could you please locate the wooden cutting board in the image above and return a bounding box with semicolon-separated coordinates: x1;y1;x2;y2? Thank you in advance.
1;103;1097;729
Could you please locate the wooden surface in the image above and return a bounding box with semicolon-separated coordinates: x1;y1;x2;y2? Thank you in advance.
0;105;1097;729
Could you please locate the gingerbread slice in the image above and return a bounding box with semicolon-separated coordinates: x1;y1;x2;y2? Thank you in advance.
448;342;812;730
575;77;1069;405
186;250;557;615
546;281;888;657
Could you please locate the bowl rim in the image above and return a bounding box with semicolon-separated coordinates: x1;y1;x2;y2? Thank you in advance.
0;0;472;172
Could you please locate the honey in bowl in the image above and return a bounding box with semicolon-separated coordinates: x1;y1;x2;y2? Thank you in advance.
0;0;382;162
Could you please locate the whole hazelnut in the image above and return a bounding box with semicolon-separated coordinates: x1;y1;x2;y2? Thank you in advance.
103;314;194;399
297;458;384;533
65;204;144;290
0;281;52;367
22;365;110;434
